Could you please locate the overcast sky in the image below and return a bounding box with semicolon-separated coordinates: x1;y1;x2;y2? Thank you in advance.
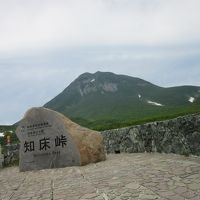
0;0;200;124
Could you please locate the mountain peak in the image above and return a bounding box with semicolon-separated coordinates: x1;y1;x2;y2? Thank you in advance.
44;72;200;130
74;71;119;96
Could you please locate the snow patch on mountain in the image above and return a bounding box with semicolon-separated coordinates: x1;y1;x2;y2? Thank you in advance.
188;97;195;103
147;100;164;106
90;79;95;82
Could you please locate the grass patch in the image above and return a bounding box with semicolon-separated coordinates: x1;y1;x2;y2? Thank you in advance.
71;105;200;131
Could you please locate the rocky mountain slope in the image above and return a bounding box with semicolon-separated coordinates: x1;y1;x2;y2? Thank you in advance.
44;71;200;130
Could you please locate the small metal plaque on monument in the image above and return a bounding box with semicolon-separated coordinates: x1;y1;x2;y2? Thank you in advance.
16;107;81;172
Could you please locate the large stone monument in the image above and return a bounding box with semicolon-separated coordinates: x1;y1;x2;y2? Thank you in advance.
16;107;106;172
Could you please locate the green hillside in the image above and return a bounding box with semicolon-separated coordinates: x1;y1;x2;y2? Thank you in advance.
44;72;200;130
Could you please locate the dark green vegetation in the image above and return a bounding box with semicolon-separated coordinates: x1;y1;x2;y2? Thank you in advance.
44;71;200;131
71;106;200;131
0;125;16;133
0;125;19;167
0;125;18;146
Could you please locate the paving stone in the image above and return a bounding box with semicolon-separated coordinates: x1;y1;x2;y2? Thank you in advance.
182;190;197;199
159;190;176;197
0;153;199;200
188;183;200;190
138;194;159;199
125;182;140;189
81;193;98;199
174;186;188;194
172;194;185;200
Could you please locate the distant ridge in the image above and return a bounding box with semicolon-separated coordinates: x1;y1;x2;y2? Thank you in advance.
44;71;200;130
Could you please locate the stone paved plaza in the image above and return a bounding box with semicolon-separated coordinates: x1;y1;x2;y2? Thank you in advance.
0;153;200;200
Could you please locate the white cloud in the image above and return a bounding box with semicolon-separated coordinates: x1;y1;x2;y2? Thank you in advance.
0;0;200;124
0;0;200;54
0;65;75;124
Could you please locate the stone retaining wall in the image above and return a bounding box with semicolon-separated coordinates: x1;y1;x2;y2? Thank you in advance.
101;113;200;156
3;144;19;166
